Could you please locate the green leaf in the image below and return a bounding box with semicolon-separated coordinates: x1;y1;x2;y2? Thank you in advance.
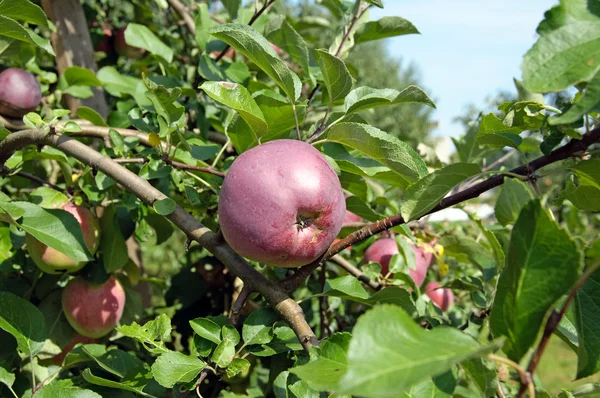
117;314;171;354
558;383;600;397
401;163;481;221
153;198;176;216
264;15;310;73
62;121;82;133
81;368;153;397
522;0;600;92
97;67;141;98
462;359;498;398
354;16;419;44
571;159;600;190
574;266;600;378
494;178;534;226
243;308;278;346
151;351;205;388
324;276;370;300
190;318;222;344
208;24;302;100
30;187;69;209
99;206;129;273
36;381;102;398
0;0;49;27
490;200;582;361
78;106;108;127
551;69;600;125
255;90;306;142
211;325;239;368
316;49;354;104
0;291;47;356
124;23;173;62
398;371;457;398
221;0;241;19
15;201;92;262
322;143;408;187
0;365;15;392
469;214;505;271
325;123;427;185
38;290;76;348
344;86;435;115
345;195;380;222
64;66;102;87
0;15;54;55
226;357;250;378
338;305;502;396
201;81;268;141
440;235;497;281
291;333;351;391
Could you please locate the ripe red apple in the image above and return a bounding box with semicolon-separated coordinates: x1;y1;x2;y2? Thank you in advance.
26;203;101;274
62;276;126;338
425;282;454;311
0;68;42;118
218;139;346;268
114;27;145;58
363;238;434;286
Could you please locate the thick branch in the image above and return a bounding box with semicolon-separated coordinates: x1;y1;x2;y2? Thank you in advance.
167;0;196;35
0;130;318;351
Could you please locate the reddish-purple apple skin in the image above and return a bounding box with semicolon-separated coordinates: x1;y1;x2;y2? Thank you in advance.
26;203;101;274
218;139;346;268
0;68;41;118
425;281;455;311
62;276;126;338
363;238;434;286
114;27;145;58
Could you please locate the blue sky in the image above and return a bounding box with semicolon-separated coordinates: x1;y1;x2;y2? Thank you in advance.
371;0;558;138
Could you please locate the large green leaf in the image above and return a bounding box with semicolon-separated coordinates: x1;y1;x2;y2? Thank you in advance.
354;16;419;44
0;0;49;27
151;351;205;388
99;206;129;273
325;123;428;185
201;81;268;142
264;15;310;73
209;24;302;100
11;201;93;262
36;381;102;398
521;0;600;92
124;23;173;62
401;163;481;221
0;15;54;55
97;67;141;98
494;178;534;226
551;67;600;125
242;308;278;346
316;49;354;104
490;200;582;361
290;333;351;391
344;86;435;114
117;314;171;355
81;368;153;397
398;371;457;398
338;305;501;397
0;291;47;356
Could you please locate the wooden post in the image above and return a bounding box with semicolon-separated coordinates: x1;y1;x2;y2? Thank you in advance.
41;0;109;118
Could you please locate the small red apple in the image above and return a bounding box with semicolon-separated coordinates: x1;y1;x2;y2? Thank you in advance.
425;281;454;311
114;27;145;58
62;276;126;338
26;203;101;274
0;68;42;118
269;42;284;56
363;239;434;285
218;139;346;268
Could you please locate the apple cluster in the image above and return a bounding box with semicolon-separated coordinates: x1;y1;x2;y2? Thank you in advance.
25;203;125;340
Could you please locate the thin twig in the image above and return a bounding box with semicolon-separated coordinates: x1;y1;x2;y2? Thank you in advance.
488;354;535;398
517;262;600;397
112;158;148;164
329;254;380;290
167;0;196;35
483;149;517;172
166;159;226;178
215;0;276;62
230;285;252;326
319;265;331;338
1;165;72;198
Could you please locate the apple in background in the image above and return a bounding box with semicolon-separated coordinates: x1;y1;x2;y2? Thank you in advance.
114;27;145;58
343;210;361;224
218;139;346;268
0;68;42;118
363;238;435;286
425;282;454;311
270;42;284;56
62;276;126;338
26;203;101;274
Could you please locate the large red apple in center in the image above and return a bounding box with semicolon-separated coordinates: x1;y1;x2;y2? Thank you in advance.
218;139;346;267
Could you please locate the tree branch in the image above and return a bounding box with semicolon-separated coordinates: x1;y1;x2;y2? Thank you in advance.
1;165;72;198
167;0;196;35
0;129;319;351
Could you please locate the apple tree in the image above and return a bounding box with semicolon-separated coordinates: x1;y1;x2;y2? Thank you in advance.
0;0;599;397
